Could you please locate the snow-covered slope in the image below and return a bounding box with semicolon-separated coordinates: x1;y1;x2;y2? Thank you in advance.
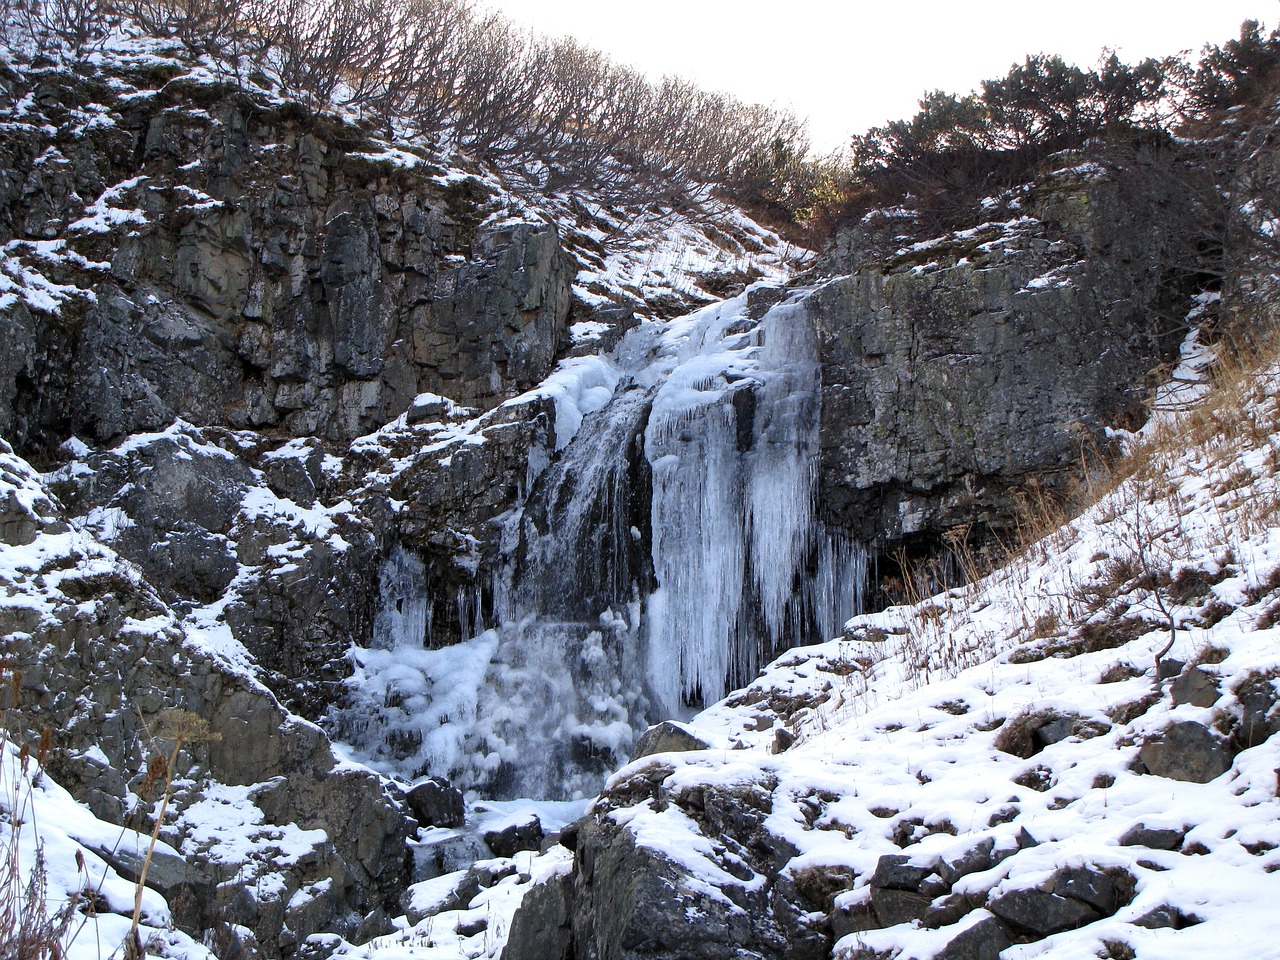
324;326;1280;958
560;328;1280;959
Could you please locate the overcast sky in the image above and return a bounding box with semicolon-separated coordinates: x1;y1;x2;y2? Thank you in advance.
481;1;1274;152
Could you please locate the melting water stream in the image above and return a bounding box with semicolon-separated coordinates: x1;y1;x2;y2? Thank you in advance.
333;286;865;800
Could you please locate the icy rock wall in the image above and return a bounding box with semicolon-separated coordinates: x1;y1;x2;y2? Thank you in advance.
338;286;864;798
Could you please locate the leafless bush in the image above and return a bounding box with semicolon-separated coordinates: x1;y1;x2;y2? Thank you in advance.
6;0;114;53
0;667;83;960
2;0;818;218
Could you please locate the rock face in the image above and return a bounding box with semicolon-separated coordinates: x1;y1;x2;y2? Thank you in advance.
810;162;1189;552
0;71;573;452
0;442;412;954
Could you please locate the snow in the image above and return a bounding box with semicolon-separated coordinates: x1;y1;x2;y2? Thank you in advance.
507;355;622;451
578;334;1280;960
175;781;328;870
66;177;149;233
0;742;215;960
8;13;1278;960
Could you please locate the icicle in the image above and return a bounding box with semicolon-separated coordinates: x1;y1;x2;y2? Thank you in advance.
370;545;429;651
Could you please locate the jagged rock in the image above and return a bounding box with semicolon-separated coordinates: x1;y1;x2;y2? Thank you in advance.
870;887;933;926
938;838;997;885
1137;721;1232;783
812;162;1187;553
870;854;937;891
832;892;879;939
1231;670;1280;750
934;913;1014;960
570;816;787;960
987;887;1100;936
630;720;713;760
406;776;466;828
503;870;575;960
484;814;545;858
204;923;264;960
353;907;396;944
1052;866;1126;914
0;78;575;452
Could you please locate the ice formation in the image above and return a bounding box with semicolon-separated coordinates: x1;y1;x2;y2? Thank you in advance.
336;285;864;798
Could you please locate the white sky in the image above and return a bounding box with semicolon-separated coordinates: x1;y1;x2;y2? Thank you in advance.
481;1;1276;152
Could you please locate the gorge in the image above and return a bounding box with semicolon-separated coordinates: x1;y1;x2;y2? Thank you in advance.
1;11;1273;960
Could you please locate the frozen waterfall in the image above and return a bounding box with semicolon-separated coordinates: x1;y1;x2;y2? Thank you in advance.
333;284;865;799
643;290;865;715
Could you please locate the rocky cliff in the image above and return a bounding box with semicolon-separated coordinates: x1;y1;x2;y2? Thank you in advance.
0;24;1230;960
811;152;1203;561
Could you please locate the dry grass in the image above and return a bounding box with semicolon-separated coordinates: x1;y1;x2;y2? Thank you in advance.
0;664;84;960
831;297;1280;722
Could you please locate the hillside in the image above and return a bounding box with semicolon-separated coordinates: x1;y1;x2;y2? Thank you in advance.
2;7;1279;960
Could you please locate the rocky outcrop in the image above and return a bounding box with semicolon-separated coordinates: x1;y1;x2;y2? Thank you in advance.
0;64;574;452
0;441;412;955
810;160;1194;552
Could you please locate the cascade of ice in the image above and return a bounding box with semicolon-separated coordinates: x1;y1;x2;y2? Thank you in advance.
370;544;430;651
335;284;866;799
644;290;865;715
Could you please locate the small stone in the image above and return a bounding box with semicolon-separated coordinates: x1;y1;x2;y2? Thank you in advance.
772;727;797;753
1132;904;1202;929
456;913;488;937
1119;823;1186;850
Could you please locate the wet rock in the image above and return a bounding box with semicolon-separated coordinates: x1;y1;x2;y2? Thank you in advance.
1137;721;1232;783
484;814;545;858
407;776;466;828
